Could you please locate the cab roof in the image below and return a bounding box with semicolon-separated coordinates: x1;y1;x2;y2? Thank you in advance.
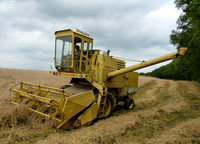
55;29;93;40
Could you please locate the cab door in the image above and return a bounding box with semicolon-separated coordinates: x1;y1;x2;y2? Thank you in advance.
74;35;93;73
80;41;93;73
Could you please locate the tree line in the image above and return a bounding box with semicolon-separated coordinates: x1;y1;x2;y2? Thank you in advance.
140;0;200;82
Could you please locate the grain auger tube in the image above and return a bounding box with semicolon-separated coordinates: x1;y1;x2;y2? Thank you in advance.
107;47;188;78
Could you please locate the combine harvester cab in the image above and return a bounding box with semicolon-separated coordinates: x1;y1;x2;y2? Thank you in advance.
10;82;98;129
10;29;188;129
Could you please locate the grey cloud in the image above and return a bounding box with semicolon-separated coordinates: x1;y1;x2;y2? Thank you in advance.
35;0;170;19
0;0;179;72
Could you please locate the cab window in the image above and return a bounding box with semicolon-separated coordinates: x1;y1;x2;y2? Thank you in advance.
74;37;82;71
88;42;92;58
83;41;88;55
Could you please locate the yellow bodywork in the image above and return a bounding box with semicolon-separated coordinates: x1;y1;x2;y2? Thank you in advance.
10;82;97;129
128;72;138;88
107;47;188;78
54;29;93;73
10;29;188;130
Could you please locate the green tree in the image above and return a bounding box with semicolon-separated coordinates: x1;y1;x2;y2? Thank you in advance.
147;0;200;81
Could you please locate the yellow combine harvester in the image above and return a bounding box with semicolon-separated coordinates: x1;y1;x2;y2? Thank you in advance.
10;29;188;129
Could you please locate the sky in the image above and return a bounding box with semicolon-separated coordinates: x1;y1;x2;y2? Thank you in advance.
0;0;181;72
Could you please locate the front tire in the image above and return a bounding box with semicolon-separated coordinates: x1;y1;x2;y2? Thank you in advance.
104;93;114;118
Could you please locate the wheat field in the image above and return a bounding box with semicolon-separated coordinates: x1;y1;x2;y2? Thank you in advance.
0;68;199;144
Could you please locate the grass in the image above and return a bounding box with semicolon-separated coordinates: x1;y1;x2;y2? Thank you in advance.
134;81;170;111
101;82;200;144
177;82;200;118
0;68;199;144
134;80;157;100
11;130;55;144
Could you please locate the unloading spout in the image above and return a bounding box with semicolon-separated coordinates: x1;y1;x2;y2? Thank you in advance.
107;47;188;78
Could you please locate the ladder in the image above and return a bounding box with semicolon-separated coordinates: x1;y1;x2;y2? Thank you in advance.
97;86;107;118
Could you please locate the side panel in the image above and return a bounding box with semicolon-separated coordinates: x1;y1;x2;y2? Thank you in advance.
107;75;125;88
128;72;138;88
74;102;98;128
93;54;126;85
61;90;95;116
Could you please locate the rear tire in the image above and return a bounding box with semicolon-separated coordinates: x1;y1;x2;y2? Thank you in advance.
104;93;114;118
124;97;134;110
